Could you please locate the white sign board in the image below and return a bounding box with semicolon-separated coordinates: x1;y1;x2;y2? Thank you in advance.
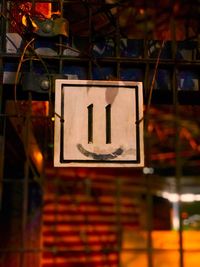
54;80;144;167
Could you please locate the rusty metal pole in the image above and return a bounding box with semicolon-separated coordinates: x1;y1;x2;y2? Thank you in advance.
116;177;122;267
20;93;32;267
171;15;184;267
0;0;7;210
0;61;5;211
144;128;153;267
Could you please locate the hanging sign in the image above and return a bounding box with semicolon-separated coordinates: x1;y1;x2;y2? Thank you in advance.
54;80;144;167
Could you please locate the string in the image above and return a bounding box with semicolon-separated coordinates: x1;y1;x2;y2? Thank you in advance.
14;38;35;103
146;40;165;115
136;40;165;125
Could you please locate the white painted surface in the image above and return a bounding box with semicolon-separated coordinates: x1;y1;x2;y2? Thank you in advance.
54;80;144;167
6;33;22;53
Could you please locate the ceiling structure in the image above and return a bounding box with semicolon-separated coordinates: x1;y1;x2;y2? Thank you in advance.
63;0;200;40
6;0;200;40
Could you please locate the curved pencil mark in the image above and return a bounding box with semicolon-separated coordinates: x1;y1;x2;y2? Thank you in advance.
77;144;123;160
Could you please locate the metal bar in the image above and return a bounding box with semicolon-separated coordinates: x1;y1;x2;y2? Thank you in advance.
0;112;5;211
143;30;153;265
20;93;32;267
146;175;153;267
174;84;184;267
59;0;63;73
116;177;122;267
170;15;184;267
115;5;120;79
0;0;6;210
88;2;92;79
174;82;184;267
1;179;39;183
0;0;7;53
2;52;200;65
0;247;200;253
0;114;50;119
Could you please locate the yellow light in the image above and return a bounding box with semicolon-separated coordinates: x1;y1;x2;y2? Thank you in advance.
32;149;43;172
139;8;145;15
34;150;43;163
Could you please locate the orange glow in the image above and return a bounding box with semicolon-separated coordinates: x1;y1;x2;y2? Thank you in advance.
42;231;200;267
32;148;43;172
33;150;43;164
35;3;51;18
139;8;145;15
42;178;200;267
32;101;49;116
121;252;148;267
121;231;200;267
